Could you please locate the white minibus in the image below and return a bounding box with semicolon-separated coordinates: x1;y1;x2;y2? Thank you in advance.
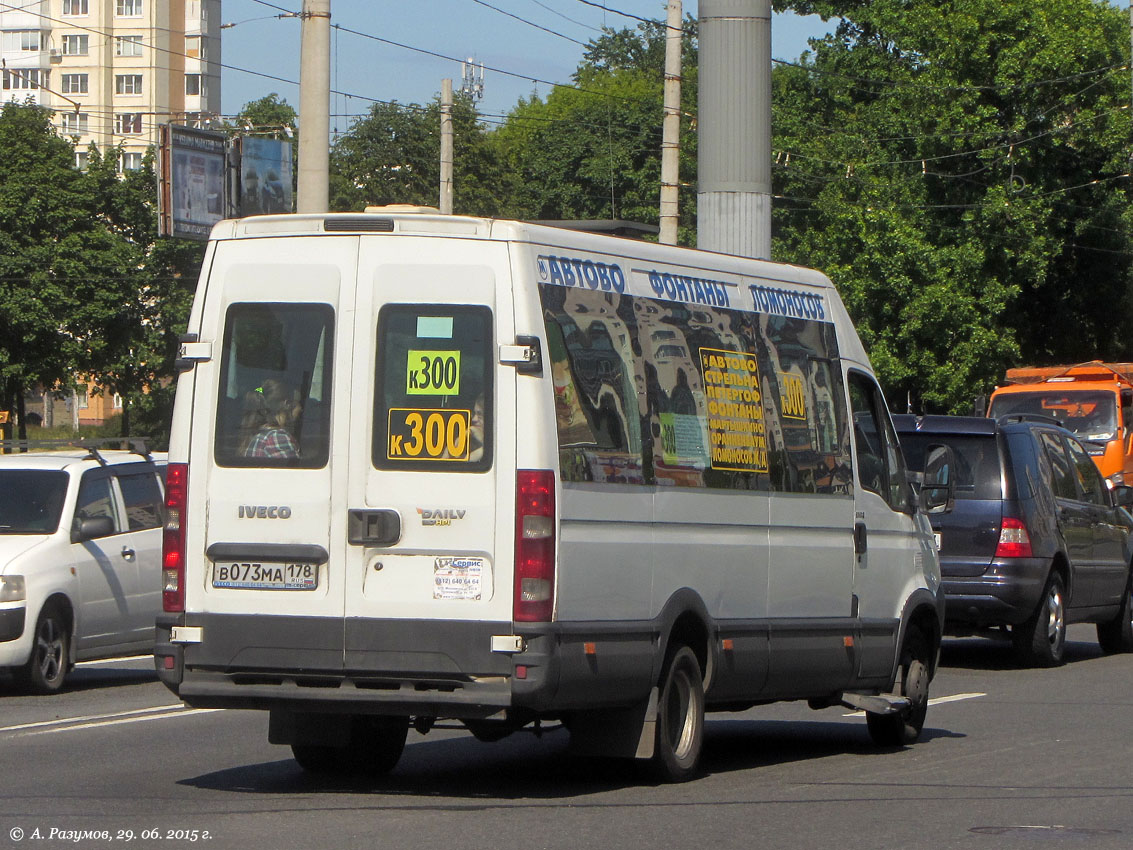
155;210;946;781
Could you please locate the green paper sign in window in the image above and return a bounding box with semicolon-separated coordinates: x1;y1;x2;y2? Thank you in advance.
406;350;461;396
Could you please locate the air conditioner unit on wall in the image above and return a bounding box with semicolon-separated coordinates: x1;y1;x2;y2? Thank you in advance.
48;48;62;63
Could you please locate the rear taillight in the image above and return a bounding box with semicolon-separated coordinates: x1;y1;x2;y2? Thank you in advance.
514;469;555;622
162;462;188;612
995;515;1033;558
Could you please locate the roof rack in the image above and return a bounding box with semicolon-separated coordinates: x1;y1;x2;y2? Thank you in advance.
996;413;1063;427
0;437;152;466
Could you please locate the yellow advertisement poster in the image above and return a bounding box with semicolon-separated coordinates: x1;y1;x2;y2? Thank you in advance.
700;348;768;472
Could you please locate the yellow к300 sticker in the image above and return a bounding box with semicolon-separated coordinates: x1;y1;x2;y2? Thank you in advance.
388;408;471;461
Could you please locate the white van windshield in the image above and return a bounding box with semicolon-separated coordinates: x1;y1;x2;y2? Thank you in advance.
0;470;68;533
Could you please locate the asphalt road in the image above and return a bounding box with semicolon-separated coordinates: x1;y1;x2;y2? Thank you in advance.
2;624;1132;850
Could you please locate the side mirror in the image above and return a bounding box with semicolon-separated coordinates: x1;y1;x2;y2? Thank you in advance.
1111;484;1133;509
72;515;115;543
919;444;956;514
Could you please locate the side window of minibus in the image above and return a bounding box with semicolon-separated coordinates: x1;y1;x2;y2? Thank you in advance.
848;372;912;512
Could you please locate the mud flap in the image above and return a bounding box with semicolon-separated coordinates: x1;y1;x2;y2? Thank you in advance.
566;687;659;759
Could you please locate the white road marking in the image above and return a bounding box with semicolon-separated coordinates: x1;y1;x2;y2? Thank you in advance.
843;691;986;717
0;704;220;737
75;655;153;667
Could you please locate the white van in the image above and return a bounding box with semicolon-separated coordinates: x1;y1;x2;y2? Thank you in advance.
155;210;946;781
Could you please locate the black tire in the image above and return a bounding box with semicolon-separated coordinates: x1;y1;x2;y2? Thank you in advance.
652;645;705;782
13;604;69;695
292;715;408;776
1096;570;1133;654
867;630;930;747
1013;572;1066;667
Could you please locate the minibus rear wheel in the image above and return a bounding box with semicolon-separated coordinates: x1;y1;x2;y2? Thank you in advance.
292;715;408;775
653;645;705;782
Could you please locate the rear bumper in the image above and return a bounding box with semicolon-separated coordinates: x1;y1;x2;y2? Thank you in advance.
155;613;563;718
942;557;1051;628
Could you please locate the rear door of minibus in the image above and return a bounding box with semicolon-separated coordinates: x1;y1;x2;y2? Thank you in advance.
191;235;357;673
343;235;516;675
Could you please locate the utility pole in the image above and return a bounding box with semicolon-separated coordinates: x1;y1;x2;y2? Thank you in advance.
658;0;683;245
697;0;772;259
440;78;454;214
297;0;331;213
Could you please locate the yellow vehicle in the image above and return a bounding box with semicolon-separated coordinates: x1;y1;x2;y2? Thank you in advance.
987;361;1133;486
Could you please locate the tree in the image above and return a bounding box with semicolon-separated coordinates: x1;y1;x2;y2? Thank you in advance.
0;101;201;443
328;94;507;215
82;145;200;441
771;0;1133;412
493;20;699;241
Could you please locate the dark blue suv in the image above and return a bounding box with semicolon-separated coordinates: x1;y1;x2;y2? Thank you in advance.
894;414;1133;666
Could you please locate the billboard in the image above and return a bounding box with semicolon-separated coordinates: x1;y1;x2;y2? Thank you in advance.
158;125;228;240
239;137;293;216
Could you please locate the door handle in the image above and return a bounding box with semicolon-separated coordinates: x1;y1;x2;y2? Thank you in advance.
348;509;402;547
854;522;868;556
121;546;136;562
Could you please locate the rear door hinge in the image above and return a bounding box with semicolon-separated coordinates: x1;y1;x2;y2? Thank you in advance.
499;335;542;375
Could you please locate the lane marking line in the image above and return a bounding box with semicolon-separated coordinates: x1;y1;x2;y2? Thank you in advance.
75;654;154;667
22;707;222;736
843;692;986;717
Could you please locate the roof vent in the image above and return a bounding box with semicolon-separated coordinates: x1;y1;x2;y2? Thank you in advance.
324;218;395;232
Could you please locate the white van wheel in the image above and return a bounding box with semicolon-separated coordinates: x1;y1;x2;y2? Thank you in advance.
653;646;705;782
292;715;408;775
15;604;69;695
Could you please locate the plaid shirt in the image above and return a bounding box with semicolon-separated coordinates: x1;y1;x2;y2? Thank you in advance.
244;428;300;459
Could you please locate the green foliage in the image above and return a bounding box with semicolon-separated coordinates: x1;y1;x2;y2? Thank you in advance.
0;101;201;444
328;95;507;215
493;20;698;241
771;0;1133;412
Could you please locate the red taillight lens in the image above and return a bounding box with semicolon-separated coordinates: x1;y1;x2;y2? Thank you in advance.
995;515;1033;558
162;462;188;612
514;469;555;623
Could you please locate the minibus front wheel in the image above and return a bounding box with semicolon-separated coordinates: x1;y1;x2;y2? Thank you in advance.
867;629;930;747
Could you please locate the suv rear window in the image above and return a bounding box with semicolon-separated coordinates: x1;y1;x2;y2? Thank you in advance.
899;434;1002;500
0;470;68;533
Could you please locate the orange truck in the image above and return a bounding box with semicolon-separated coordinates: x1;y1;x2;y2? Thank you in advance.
987;361;1133;486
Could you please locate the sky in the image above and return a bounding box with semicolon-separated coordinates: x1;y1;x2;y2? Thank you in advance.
218;0;836;133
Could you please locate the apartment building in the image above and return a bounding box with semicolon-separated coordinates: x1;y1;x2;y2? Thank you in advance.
0;0;221;171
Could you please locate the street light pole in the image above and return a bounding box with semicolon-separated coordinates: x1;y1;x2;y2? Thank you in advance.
296;0;331;213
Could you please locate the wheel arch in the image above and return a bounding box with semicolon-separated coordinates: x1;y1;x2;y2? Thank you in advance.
654;588;713;690
1049;552;1071;602
40;593;76;664
895;588;943;681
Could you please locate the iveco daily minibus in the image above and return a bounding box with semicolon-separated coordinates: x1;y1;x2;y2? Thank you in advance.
155;209;946;781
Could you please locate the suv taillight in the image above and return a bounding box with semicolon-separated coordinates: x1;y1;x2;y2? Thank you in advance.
995;515;1033;559
162;462;188;612
514;470;555;623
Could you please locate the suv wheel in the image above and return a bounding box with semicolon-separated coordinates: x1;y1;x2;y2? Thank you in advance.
1096;570;1133;654
1013;572;1066;667
14;604;70;694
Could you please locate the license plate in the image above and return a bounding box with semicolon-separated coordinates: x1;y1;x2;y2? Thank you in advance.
212;561;319;590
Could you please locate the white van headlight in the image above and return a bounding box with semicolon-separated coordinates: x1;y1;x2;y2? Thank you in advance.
0;575;27;603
